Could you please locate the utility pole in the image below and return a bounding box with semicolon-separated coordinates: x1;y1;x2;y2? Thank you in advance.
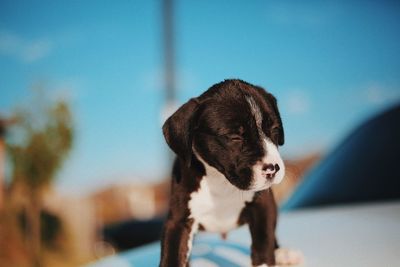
162;0;176;166
163;0;176;104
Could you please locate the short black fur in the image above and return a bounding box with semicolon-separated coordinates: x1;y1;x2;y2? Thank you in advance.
160;79;285;267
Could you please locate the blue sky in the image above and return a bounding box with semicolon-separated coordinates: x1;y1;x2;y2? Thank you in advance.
1;1;400;195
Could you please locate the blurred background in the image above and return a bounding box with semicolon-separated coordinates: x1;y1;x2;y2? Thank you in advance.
1;1;400;266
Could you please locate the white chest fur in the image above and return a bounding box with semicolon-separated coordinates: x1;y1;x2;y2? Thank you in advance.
188;158;255;233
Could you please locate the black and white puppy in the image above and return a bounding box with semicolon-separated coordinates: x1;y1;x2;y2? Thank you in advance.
160;79;302;267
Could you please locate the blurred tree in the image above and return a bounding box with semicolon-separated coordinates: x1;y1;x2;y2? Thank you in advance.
7;87;74;267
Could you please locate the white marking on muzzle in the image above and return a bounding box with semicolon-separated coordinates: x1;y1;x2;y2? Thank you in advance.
263;138;285;184
246;96;285;191
250;138;285;191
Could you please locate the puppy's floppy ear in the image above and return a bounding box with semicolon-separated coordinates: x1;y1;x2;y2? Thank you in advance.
266;93;285;145
162;98;199;167
255;87;285;145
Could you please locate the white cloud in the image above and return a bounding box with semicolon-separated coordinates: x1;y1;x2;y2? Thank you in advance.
264;2;341;28
364;83;400;104
21;39;52;63
363;83;400;106
265;3;322;27
0;31;53;63
284;90;311;115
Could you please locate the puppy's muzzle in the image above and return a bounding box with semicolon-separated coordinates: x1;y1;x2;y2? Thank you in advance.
262;163;281;180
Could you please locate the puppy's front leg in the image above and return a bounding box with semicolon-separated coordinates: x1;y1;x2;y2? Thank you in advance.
243;190;278;267
160;217;195;267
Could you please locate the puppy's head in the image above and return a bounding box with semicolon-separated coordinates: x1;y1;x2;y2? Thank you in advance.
163;79;285;191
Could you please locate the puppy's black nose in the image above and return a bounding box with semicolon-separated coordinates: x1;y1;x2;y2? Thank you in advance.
275;164;280;172
262;163;280;180
262;164;274;172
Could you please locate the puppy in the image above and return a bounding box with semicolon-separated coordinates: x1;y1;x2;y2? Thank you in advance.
160;79;302;267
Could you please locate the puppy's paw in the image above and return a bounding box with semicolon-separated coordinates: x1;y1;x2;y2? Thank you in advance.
275;248;304;266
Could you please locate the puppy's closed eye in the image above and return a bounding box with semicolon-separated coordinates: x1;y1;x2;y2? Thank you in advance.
228;134;243;142
225;134;244;151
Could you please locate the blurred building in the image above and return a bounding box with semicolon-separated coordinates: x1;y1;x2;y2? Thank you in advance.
41;178;170;261
273;154;321;204
92;180;169;225
0;116;15;209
